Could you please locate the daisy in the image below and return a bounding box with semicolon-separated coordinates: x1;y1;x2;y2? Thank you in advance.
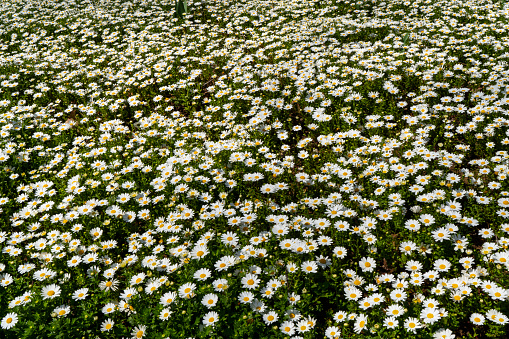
214;256;233;272
379;273;395;283
333;246;348;258
53;305;71;318
420;307;441;324
316;255;332;268
263;310;279;325
317;236;333;246
160;291;177;306
72;288;89;301
383;316;399;329
101;318;114;332
71;224;83;232
406;260;423;272
390;289;407;302
295;319;310;333
344;287;362;301
359;257;376;272
0;273;13;286
221;231;239;246
422;298;440;309
489;286;508;301
82;252;98;264
487;309;508;325
106;205;122;217
325;325;341;339
260;184;276;194
120;287;137;300
272;224;289;236
1;312;17;330
99;279;119;292
432;228;451;242
41;284;61;300
145;281;161;295
419;214;435;226
470;313;485;325
286;308;302;322
288;292;301;305
241;273;260;289
190;245;209;260
179;282;197;299
359;297;374;310
193;268;212;281
201;293;218;309
353;314;368;334
8;296;24;308
203;311;219;327
212;278;228;292
280;239;294;251
400;241;417;254
131;324;147;339
386;304;405;317
280;321;296;335
433;328;455;339
102;302;117;314
432;285;445;296
301;261;318;273
261;287;275;299
251;298;267;313
330;310;346;323
404;317;422;333
159;308;172;321
239;291;255;304
130;273;146;286
434;259;451;272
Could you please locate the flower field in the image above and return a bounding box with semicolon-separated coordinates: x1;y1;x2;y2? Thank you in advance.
1;0;509;337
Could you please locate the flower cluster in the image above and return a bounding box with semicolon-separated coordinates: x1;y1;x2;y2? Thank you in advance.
0;0;509;338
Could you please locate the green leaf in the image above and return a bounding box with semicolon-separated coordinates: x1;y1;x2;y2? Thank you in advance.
175;0;188;18
402;32;410;45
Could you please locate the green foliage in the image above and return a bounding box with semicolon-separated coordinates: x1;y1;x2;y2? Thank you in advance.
174;0;188;19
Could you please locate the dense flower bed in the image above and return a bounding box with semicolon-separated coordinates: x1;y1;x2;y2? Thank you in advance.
0;0;508;338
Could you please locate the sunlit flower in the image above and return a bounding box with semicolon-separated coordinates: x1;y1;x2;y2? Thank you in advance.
280;320;296;335
239;291;255;304
131;324;146;339
203;311;219;327
1;312;18;330
470;313;485;325
353;314;368;334
404;317;422;333
41;284;61;300
159;308;172;321
101;318;114;332
359;257;376;272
